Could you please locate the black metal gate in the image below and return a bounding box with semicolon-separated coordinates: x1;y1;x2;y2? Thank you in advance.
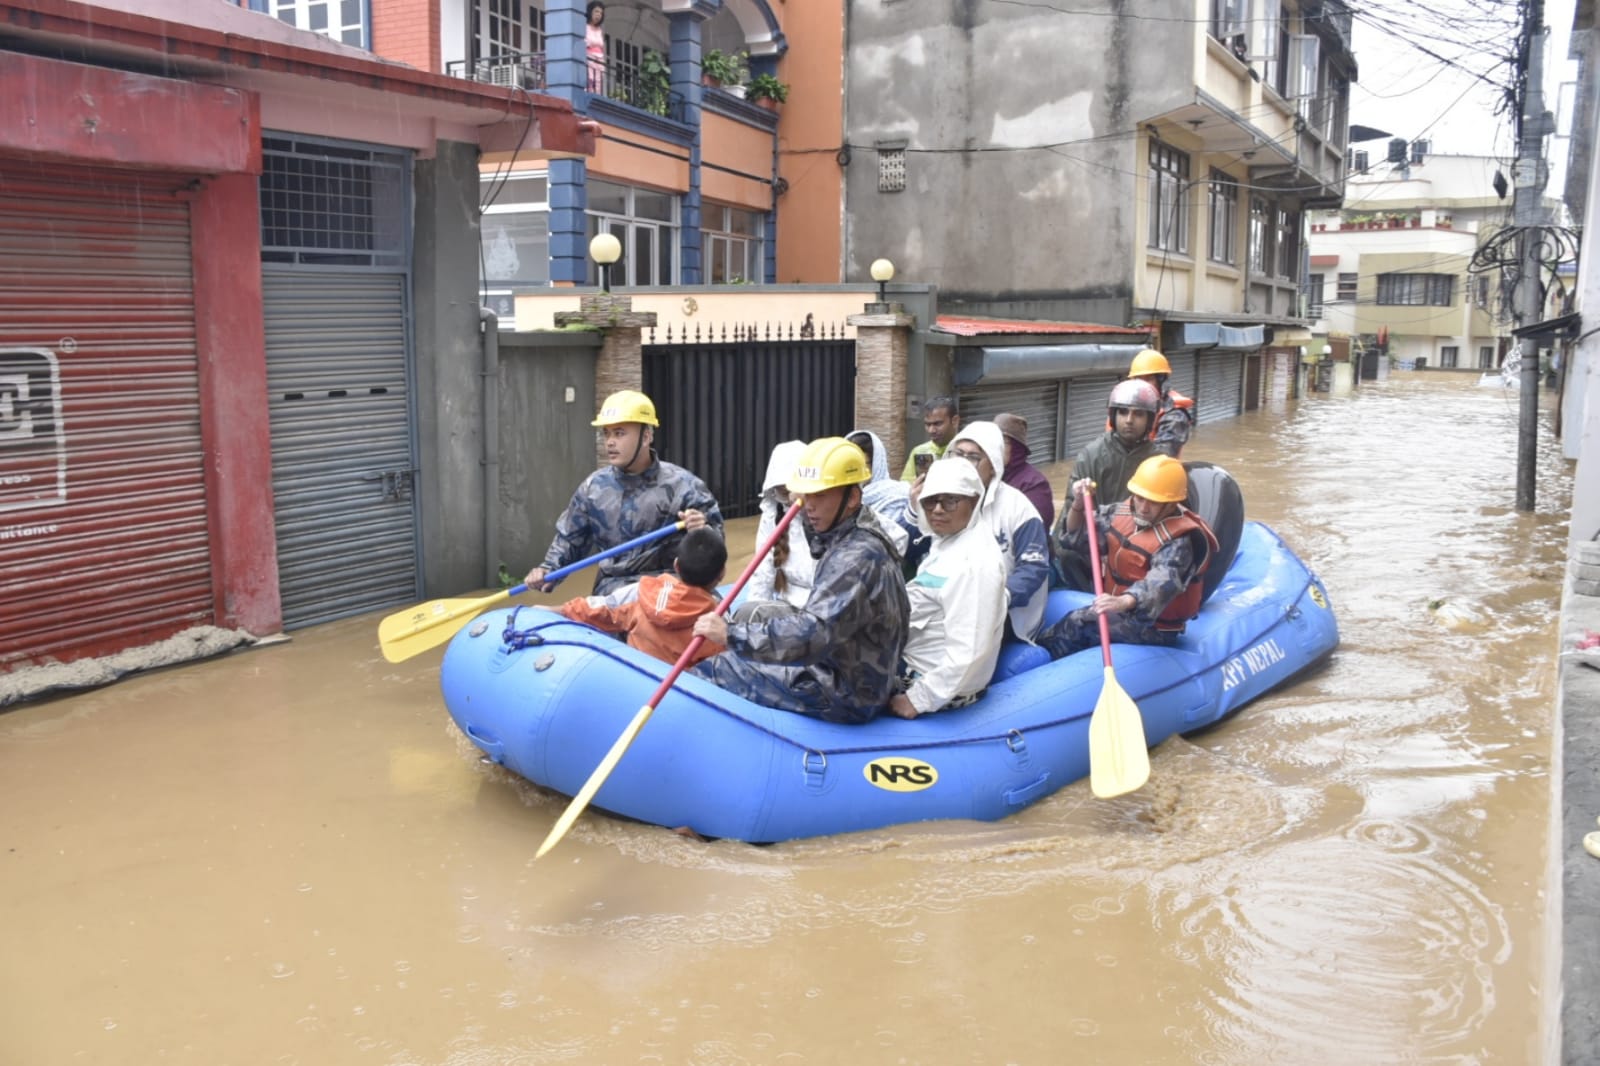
644;331;856;518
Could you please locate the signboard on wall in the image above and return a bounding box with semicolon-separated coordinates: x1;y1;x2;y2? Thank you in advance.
0;347;67;515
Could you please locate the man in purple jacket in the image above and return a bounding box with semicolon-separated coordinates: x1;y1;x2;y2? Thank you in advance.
995;413;1055;528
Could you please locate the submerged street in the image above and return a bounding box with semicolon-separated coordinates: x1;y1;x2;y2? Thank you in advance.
0;373;1575;1063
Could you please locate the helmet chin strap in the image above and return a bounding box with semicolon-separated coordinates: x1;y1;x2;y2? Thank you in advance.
624;426;649;471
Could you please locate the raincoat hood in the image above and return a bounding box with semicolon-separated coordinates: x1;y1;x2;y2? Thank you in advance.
914;458;984;534
950;422;1007;494
847;428;894;484
762;440;808;493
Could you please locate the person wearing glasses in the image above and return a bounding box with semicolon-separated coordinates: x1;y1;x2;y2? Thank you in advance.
886;458;1008;719
914;421;1050;642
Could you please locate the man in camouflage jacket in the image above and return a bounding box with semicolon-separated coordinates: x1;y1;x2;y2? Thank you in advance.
692;438;909;724
525;391;721;597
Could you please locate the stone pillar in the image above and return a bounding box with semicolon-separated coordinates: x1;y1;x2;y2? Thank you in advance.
848;308;915;472
555;294;659;464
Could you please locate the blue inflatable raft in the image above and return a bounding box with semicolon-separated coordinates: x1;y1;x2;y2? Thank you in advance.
440;518;1338;843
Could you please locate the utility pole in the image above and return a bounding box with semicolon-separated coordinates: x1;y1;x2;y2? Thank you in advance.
1513;0;1548;512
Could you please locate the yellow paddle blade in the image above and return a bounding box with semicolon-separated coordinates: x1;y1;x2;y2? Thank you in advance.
1088;664;1151;799
377;589;512;663
536;703;656;859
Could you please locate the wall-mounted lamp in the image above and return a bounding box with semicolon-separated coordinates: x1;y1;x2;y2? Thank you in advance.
590;232;622;293
870;257;895;304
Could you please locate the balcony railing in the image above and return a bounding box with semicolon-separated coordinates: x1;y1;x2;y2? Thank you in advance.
448;52;547;92
595;62;685;123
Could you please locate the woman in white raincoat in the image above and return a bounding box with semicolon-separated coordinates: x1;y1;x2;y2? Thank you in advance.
744;440;815;607
887;458;1009;719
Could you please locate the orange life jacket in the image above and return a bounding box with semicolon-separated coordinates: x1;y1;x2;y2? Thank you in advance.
1102;502;1219;631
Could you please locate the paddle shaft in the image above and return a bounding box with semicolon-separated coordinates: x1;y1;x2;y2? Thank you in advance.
535;500;803;859
1080;485;1115;668
517;519;687;596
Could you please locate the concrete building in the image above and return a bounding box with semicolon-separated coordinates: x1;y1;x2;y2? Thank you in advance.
1304;149;1553;371
0;0;594;667
837;0;1356;440
259;0;847;307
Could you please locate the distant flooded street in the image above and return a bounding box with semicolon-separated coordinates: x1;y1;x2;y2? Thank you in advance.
0;372;1573;1064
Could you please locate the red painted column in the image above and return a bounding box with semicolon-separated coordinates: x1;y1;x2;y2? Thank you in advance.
191;172;283;635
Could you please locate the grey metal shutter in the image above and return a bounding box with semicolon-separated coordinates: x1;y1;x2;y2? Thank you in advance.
1166;351;1199;397
0;163;213;668
1062;373;1121;459
1195;352;1245;425
956;380;1061;461
263;271;419;628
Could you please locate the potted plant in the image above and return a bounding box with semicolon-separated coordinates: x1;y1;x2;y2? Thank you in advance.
701;48;747;90
747;72;788;110
638;49;672;116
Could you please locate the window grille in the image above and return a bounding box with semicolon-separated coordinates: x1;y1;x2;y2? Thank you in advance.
878;148;907;193
1306;273;1324;318
1376;273;1454;306
1336;272;1358;301
260;136;409;267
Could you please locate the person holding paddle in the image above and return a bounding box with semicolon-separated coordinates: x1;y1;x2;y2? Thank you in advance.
524;390;720;597
1037;455;1219;661
689;437;909;724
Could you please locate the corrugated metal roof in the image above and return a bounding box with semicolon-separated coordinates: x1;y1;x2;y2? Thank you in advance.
934;315;1147;337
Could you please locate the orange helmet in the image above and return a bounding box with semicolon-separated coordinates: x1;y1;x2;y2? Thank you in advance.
1128;349;1172;378
1126;455;1188;503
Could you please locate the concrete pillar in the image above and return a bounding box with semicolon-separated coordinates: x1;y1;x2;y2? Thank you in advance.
554;294;659;463
848;308;915;472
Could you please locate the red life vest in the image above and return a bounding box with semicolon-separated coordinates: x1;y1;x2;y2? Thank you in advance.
1102;502;1219;630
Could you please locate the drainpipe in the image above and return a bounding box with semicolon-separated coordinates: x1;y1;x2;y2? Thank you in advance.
480;307;501;588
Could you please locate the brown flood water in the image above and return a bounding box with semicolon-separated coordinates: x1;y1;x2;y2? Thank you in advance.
1;373;1574;1064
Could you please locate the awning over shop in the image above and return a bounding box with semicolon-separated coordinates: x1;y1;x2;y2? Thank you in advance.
955;344;1148;387
1170;322;1267;353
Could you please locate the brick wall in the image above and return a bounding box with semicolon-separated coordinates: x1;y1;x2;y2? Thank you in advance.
371;0;441;73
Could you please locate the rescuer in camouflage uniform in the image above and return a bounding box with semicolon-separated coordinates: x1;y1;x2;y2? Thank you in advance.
691;437;909;724
524;390;721;598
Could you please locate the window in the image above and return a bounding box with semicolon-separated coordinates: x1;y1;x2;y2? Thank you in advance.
480;173;550;321
475;0;544;68
1474;274;1492;309
1440;346;1459;368
1210;0;1247;45
878;147;907;193
1478;345;1495;369
1306;273;1324;318
1376;273;1454;306
586;179;678;286
1249;196;1272;274
1336;272;1358;302
1148;141;1190;253
1275;205;1298;280
1287;34;1321;119
701;204;765;284
260;136;407;267
1207;170;1238;264
269;0;366;49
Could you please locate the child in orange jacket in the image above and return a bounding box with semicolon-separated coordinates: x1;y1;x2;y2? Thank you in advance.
559;526;728;666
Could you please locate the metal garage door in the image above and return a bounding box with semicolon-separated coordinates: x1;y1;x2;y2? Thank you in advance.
1196;352;1245;425
0;163;213;668
1166;351;1199;398
263;272;419;628
956;380;1061;462
1062;373;1121;458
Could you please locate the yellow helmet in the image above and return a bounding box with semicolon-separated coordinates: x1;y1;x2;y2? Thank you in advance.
592;389;659;427
1128;348;1172;377
786;437;870;494
1127;455;1188;503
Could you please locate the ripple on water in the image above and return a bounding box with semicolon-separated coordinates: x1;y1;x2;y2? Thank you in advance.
1153;835;1509;1060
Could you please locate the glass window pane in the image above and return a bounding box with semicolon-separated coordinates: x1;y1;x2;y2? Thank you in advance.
659;225;672;283
481;212;548;285
744;240;760;283
309;1;327;31
634;226;655;286
728;208;758;236
483;174;548;208
707;238;726;284
588;180;627;216
342;0;360;28
634;189;673;222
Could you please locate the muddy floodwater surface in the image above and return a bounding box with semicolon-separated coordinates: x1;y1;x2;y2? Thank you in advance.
0;374;1574;1064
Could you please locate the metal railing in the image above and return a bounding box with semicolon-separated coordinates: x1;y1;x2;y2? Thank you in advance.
448;52;547;92
595;63;685;122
